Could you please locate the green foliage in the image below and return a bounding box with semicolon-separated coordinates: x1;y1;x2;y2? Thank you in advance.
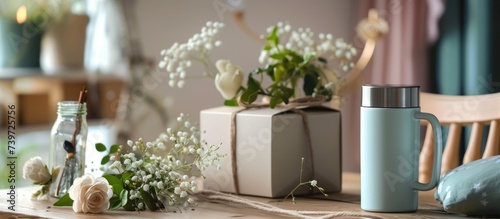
236;25;332;108
57;115;224;212
101;155;110;165
223;98;238;106
95;143;121;165
53;193;73;206
109;145;120;154
95;143;107;152
109;196;122;210
140;188;159;211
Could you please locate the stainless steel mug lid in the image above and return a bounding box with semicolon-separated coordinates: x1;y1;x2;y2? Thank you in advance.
361;85;419;108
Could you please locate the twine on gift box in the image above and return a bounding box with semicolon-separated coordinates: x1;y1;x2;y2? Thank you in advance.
198;189;383;219
230;96;325;194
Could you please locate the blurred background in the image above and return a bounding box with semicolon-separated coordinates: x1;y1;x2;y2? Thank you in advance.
1;0;499;188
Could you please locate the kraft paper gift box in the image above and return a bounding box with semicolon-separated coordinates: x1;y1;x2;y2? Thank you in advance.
200;106;341;198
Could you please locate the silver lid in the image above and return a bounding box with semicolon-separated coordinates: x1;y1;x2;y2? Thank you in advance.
361;85;419;108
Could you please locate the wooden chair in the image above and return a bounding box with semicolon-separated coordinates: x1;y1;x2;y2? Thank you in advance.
419;92;500;183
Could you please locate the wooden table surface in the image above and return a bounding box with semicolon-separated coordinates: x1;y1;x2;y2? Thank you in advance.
0;172;467;219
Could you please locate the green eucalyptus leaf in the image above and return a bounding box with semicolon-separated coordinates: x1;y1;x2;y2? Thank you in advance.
140;188;158;211
241;77;262;103
95;143;107;152
109;196;122;210
109;145;120;154
112;183;124;196
280;86;295;98
270;53;285;61
273;86;294;105
269;97;280;108
274;65;285;82
121;189;136;211
266;63;281;80
120;190;128;207
101;155;110;165
318;57;327;63
224;98;238;106
247;76;261;90
122;171;133;182
103;175;121;186
266;26;278;45
303;73;318;96
273;35;279;45
285;49;303;63
53;193;73;206
241;88;259;104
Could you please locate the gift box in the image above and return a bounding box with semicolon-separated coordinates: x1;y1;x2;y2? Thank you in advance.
200;106;341;198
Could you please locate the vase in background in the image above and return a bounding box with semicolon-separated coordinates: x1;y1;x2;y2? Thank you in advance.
41;14;89;74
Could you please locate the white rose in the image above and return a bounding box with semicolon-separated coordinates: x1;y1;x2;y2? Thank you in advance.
214;59;244;99
69;174;113;214
22;156;51;184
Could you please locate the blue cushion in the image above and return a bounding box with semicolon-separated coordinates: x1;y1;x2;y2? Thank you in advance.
435;155;500;217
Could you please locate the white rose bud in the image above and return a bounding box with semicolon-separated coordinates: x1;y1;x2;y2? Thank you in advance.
22;156;51;184
69;174;113;214
214;59;243;100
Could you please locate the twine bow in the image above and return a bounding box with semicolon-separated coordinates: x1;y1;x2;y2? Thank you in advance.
230;96;325;194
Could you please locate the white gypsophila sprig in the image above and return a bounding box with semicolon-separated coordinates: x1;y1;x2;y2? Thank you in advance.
259;22;357;72
110;113;223;210
159;21;225;88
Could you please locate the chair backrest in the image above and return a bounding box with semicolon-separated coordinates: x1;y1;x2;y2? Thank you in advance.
419;92;500;182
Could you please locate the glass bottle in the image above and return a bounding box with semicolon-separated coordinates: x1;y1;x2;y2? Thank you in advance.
49;101;88;198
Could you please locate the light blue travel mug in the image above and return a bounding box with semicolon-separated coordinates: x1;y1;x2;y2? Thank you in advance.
360;85;443;212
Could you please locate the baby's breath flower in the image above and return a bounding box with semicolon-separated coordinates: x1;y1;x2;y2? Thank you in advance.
159;22;224;88
174;187;181;194
100;113;223;210
157;181;164;189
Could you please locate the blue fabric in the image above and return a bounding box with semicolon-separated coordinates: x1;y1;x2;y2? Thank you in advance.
433;2;500;216
436;0;494;95
435;156;500;217
464;0;490;95
434;0;499;165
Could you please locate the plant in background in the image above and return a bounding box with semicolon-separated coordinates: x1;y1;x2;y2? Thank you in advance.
54;113;224;212
159;21;357;108
0;0;71;25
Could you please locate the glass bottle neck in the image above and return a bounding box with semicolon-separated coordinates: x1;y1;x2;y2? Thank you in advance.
57;101;87;117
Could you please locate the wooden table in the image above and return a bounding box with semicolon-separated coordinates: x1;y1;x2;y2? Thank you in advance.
0;172;466;218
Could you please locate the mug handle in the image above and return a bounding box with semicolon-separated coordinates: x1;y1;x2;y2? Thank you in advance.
412;111;443;191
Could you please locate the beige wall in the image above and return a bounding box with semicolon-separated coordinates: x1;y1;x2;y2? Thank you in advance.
132;0;360;170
